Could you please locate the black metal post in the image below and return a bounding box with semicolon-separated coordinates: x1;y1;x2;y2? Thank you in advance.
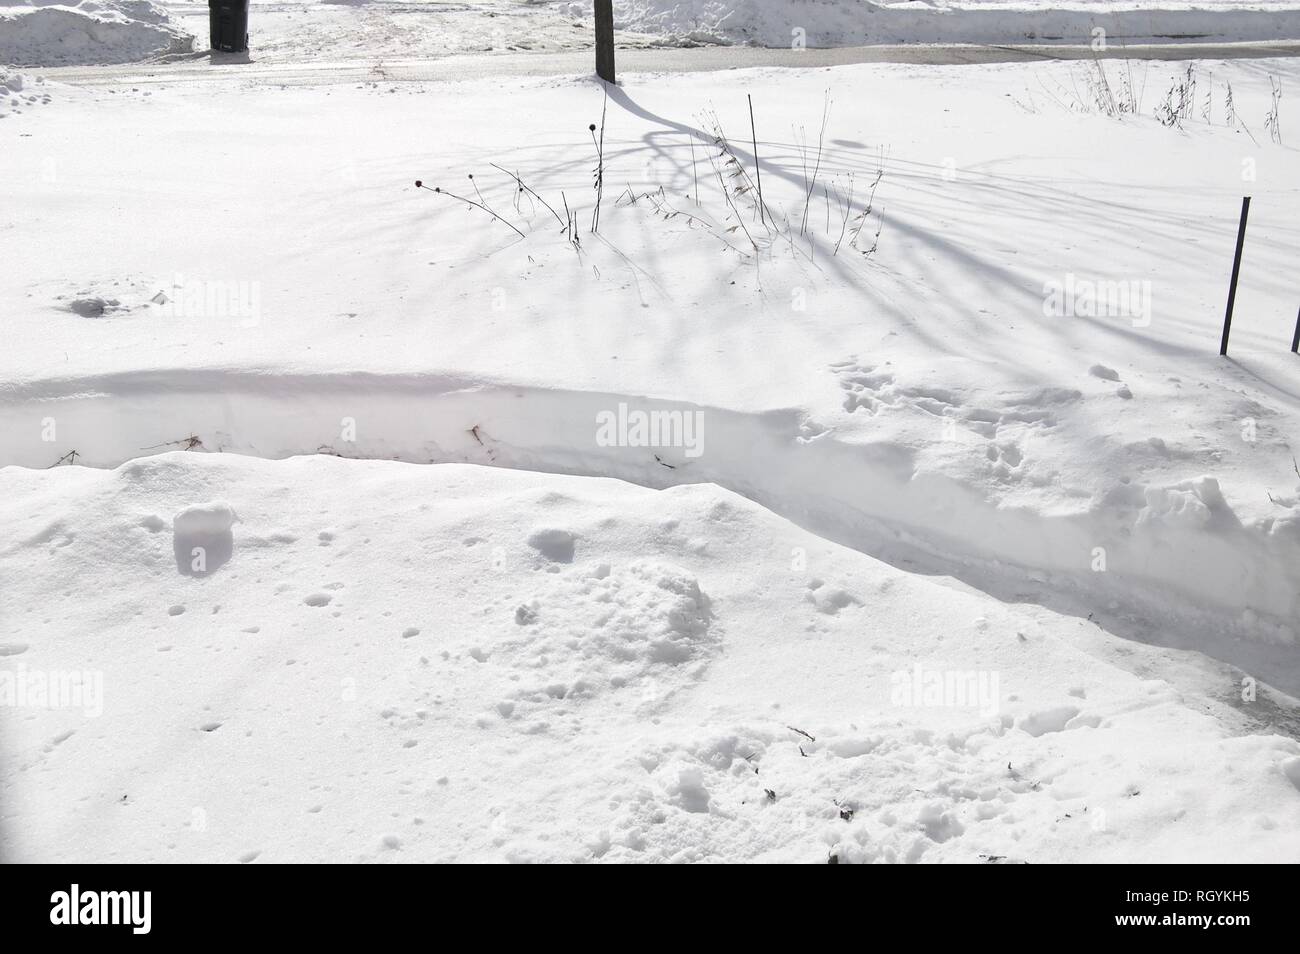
1220;196;1250;356
208;0;249;54
595;0;615;84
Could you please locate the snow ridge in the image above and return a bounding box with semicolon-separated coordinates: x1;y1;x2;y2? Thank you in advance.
3;367;1295;672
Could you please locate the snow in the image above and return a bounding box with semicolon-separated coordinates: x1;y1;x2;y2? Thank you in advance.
4;59;1298;636
3;453;1297;862
6;0;1300;70
562;0;1300;47
0;0;193;66
0;68;54;117
2;38;1299;862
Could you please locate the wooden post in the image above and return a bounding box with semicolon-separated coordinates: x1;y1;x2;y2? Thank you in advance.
1220;196;1250;356
594;0;615;84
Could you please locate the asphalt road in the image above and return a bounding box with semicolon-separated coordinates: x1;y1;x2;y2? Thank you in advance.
34;40;1300;89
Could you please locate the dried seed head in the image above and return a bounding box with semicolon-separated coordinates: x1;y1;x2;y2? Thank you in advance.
414;180;422;188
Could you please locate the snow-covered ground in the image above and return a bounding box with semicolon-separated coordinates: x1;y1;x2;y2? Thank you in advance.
5;0;1300;67
4;453;1298;862
565;0;1300;48
2;34;1299;861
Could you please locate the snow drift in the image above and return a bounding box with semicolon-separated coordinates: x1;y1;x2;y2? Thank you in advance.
3;453;1297;862
0;0;193;66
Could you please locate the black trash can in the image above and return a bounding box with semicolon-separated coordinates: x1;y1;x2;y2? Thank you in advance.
208;0;249;54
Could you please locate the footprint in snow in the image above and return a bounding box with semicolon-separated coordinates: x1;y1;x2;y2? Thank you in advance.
173;502;237;578
527;527;575;563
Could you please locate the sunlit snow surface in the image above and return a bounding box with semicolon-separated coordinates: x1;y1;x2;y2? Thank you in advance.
2;33;1299;862
3;455;1298;862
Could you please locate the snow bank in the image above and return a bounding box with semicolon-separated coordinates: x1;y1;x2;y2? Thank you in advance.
6;369;1294;658
2;453;1297;862
561;0;1300;46
0;0;193;66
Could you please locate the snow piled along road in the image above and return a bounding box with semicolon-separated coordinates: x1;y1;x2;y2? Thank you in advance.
3;453;1298;863
0;0;193;66
563;0;1300;48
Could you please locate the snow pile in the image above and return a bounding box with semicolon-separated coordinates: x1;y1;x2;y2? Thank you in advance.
561;0;1300;46
0;0;193;66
